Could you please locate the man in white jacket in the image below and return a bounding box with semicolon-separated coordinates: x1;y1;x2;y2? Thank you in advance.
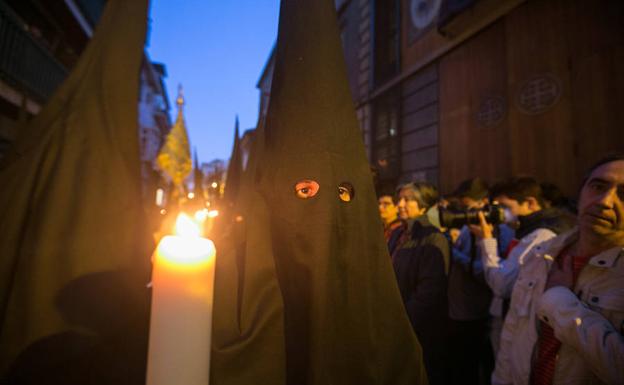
491;154;624;385
471;177;573;354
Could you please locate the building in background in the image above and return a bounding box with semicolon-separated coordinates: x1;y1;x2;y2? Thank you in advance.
336;0;623;195
256;46;275;123
201;158;226;199
0;0;97;156
0;0;172;200
258;0;624;195
139;56;172;203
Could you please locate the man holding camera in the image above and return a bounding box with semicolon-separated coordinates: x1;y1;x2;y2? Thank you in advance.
491;156;624;385
470;177;573;354
447;178;514;385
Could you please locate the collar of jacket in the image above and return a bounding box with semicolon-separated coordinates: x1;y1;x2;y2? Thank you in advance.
386;218;406;230
516;207;572;239
539;227;624;269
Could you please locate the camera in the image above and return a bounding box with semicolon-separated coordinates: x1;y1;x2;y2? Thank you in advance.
438;204;504;229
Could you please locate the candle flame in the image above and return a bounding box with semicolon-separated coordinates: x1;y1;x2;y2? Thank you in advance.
175;214;201;238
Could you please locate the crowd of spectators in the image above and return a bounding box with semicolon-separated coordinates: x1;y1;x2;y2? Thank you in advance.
376;154;624;385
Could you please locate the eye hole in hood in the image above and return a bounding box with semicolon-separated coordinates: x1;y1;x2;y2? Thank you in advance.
338;182;354;202
295;180;320;199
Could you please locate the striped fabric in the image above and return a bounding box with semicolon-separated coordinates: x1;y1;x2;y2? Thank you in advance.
531;249;590;385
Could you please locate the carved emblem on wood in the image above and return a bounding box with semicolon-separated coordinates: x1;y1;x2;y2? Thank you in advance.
516;74;562;115
476;95;506;128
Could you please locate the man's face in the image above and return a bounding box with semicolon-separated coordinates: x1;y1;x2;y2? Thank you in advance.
577;160;624;244
494;195;533;217
378;195;398;224
397;188;425;220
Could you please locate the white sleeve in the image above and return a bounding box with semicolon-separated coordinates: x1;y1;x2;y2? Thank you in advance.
480;229;556;299
536;286;624;385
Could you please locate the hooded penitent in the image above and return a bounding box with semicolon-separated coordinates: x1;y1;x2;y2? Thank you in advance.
222;117;243;209
211;116;286;385
257;0;428;383
0;0;151;382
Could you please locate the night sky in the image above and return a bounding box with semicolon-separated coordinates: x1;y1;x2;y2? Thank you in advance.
148;0;280;163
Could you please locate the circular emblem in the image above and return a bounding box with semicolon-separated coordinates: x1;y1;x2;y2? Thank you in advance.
410;0;442;30
476;95;506;128
516;74;562;115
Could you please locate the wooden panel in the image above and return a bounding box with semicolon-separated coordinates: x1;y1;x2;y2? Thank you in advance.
567;0;624;187
505;0;578;194
438;20;510;193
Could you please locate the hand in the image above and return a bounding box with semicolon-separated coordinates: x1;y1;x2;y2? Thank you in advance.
449;228;461;244
544;252;574;290
469;211;494;239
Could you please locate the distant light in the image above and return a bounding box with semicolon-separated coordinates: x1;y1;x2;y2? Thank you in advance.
208;210;219;218
235;215;244;223
575;317;582;326
211;182;218;189
155;188;164;206
187;192;195;199
160;209;167;215
205;201;211;207
194;210;207;222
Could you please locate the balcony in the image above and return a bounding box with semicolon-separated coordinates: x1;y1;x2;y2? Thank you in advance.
0;2;68;102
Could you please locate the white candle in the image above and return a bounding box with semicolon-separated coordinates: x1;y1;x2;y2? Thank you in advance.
146;213;216;385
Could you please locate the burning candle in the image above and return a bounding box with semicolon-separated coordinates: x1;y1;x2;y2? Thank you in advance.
146;213;216;385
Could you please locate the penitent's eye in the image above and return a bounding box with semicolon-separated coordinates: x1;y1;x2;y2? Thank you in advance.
338;182;354;202
295;180;320;199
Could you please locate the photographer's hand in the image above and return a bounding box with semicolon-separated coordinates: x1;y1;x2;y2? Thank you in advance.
469;211;494;239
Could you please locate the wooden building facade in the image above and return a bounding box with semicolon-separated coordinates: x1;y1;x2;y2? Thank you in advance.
337;0;624;195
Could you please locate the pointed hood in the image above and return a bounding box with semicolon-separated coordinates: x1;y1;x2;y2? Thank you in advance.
258;0;428;383
0;0;150;381
193;147;204;197
211;116;286;385
222;116;243;207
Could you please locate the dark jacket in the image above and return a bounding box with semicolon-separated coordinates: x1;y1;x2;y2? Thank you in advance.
392;215;450;385
384;218;407;257
447;224;515;321
515;207;574;239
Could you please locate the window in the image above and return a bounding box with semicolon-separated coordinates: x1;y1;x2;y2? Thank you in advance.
374;0;401;86
372;90;401;181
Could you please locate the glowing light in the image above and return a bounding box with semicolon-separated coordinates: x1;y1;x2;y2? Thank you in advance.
175;213;201;238
148;210;216;385
155;188;164;206
159;209;167;215
208;209;219;218
575;317;582;326
211;182;218;188
194;209;208;222
187;192;195;199
156;236;214;268
235;215;244;222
